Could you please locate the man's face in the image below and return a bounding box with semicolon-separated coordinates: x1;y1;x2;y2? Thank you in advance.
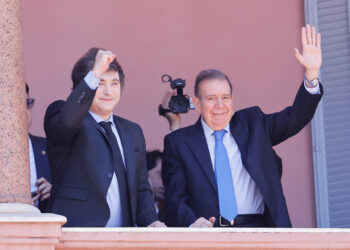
26;93;32;128
148;159;164;202
90;71;121;119
193;78;234;131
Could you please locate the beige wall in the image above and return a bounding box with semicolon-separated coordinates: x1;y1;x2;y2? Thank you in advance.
21;0;316;227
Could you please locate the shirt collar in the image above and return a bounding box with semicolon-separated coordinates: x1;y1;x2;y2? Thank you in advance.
88;111;114;126
200;116;230;139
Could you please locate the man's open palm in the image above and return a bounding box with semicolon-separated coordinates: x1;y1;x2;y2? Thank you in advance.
295;24;322;73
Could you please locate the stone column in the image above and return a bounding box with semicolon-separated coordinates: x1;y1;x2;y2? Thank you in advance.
0;0;31;204
0;2;66;248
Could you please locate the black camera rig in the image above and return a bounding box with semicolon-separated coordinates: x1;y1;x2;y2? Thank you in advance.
158;74;192;116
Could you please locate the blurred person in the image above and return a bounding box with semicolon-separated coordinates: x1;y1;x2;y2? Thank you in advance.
146;150;165;221
162;25;323;227
44;48;165;227
26;83;52;212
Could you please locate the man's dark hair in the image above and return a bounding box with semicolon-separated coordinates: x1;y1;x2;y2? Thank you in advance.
26;83;29;94
71;47;125;90
194;69;232;98
146;150;163;171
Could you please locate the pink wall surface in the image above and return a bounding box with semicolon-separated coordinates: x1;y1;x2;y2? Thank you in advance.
21;0;315;227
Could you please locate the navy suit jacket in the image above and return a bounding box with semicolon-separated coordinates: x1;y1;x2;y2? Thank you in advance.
44;81;157;227
162;83;323;227
29;134;52;212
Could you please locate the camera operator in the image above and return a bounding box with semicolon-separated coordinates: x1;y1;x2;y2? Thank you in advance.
161;90;182;132
147;90;183;223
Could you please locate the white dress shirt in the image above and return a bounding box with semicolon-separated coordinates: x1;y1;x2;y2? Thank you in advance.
85;71;125;227
29;137;39;207
29;137;38;192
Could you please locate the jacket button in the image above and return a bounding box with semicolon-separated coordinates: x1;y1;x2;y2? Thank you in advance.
214;203;219;208
107;173;113;179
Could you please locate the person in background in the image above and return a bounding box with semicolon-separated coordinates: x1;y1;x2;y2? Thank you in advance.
26;83;52;212
146;150;165;221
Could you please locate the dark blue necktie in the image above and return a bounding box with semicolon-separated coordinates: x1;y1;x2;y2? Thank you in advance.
214;129;238;222
99;121;132;226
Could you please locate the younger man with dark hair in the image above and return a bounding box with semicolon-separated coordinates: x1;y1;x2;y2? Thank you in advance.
45;48;164;227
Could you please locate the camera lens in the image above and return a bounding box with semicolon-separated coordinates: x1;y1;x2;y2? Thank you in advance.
169;95;189;113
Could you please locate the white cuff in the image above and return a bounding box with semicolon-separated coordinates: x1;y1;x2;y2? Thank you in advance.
84;71;100;90
304;81;320;95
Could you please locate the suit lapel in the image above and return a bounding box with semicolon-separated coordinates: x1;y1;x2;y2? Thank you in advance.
87;113;116;156
113;116;137;225
29;134;44;178
113;116;136;197
186;118;217;193
87;113;108;137
229;114;249;170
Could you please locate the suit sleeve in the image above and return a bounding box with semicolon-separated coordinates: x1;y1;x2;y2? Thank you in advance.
134;125;158;226
162;134;197;227
44;81;96;146
262;82;323;146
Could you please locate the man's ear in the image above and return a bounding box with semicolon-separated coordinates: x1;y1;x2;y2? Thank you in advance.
192;96;201;115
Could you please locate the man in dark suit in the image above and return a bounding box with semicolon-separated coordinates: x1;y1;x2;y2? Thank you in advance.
162;25;323;227
44;48;164;227
26;84;52;212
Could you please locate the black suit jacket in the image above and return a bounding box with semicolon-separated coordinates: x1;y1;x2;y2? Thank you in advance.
44;81;157;227
29;134;52;212
162;83;323;227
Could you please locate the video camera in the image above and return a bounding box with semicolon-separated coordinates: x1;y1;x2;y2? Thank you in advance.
158;74;192;115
